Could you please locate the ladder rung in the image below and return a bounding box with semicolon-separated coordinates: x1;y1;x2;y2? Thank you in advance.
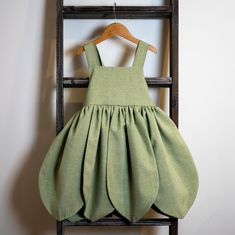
63;77;172;88
62;218;172;227
63;6;172;19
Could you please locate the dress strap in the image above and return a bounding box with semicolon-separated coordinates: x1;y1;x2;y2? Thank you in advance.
132;40;148;68
84;42;102;76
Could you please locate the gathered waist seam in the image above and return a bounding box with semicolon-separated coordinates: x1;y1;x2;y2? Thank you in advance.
83;103;157;108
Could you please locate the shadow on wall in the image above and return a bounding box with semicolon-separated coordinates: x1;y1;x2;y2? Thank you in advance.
10;0;57;235
10;1;169;235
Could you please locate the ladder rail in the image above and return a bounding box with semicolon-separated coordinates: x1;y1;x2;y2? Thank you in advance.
63;5;172;19
56;0;64;134
170;0;179;127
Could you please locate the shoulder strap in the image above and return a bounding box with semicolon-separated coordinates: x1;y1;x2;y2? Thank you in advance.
84;42;102;76
132;40;148;68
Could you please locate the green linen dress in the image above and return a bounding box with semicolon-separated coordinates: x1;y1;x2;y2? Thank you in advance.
38;40;199;223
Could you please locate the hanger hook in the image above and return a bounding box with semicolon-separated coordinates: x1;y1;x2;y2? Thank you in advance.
113;2;117;23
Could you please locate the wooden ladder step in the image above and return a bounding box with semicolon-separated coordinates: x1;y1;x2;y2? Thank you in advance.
63;77;172;88
62;218;172;227
63;6;172;19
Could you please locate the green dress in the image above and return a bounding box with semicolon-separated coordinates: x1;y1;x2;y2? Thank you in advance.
38;40;199;223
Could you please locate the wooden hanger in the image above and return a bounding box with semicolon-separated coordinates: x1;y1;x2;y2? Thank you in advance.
76;22;158;56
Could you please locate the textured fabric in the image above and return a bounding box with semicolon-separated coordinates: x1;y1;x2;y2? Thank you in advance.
38;40;199;222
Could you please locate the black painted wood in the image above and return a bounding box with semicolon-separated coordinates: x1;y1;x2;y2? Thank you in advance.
56;220;64;235
169;2;178;233
56;1;179;235
63;6;172;19
56;0;64;134
56;0;64;232
63;77;172;88
63;218;172;227
169;0;179;127
169;217;178;235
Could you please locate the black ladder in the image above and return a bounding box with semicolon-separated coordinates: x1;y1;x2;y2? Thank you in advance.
56;1;179;234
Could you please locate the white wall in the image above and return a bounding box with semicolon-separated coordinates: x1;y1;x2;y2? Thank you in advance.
1;0;235;235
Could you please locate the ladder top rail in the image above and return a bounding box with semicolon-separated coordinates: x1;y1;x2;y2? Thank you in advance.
63;5;173;19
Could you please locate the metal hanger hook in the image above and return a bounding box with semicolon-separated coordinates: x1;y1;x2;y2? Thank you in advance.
113;2;117;23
